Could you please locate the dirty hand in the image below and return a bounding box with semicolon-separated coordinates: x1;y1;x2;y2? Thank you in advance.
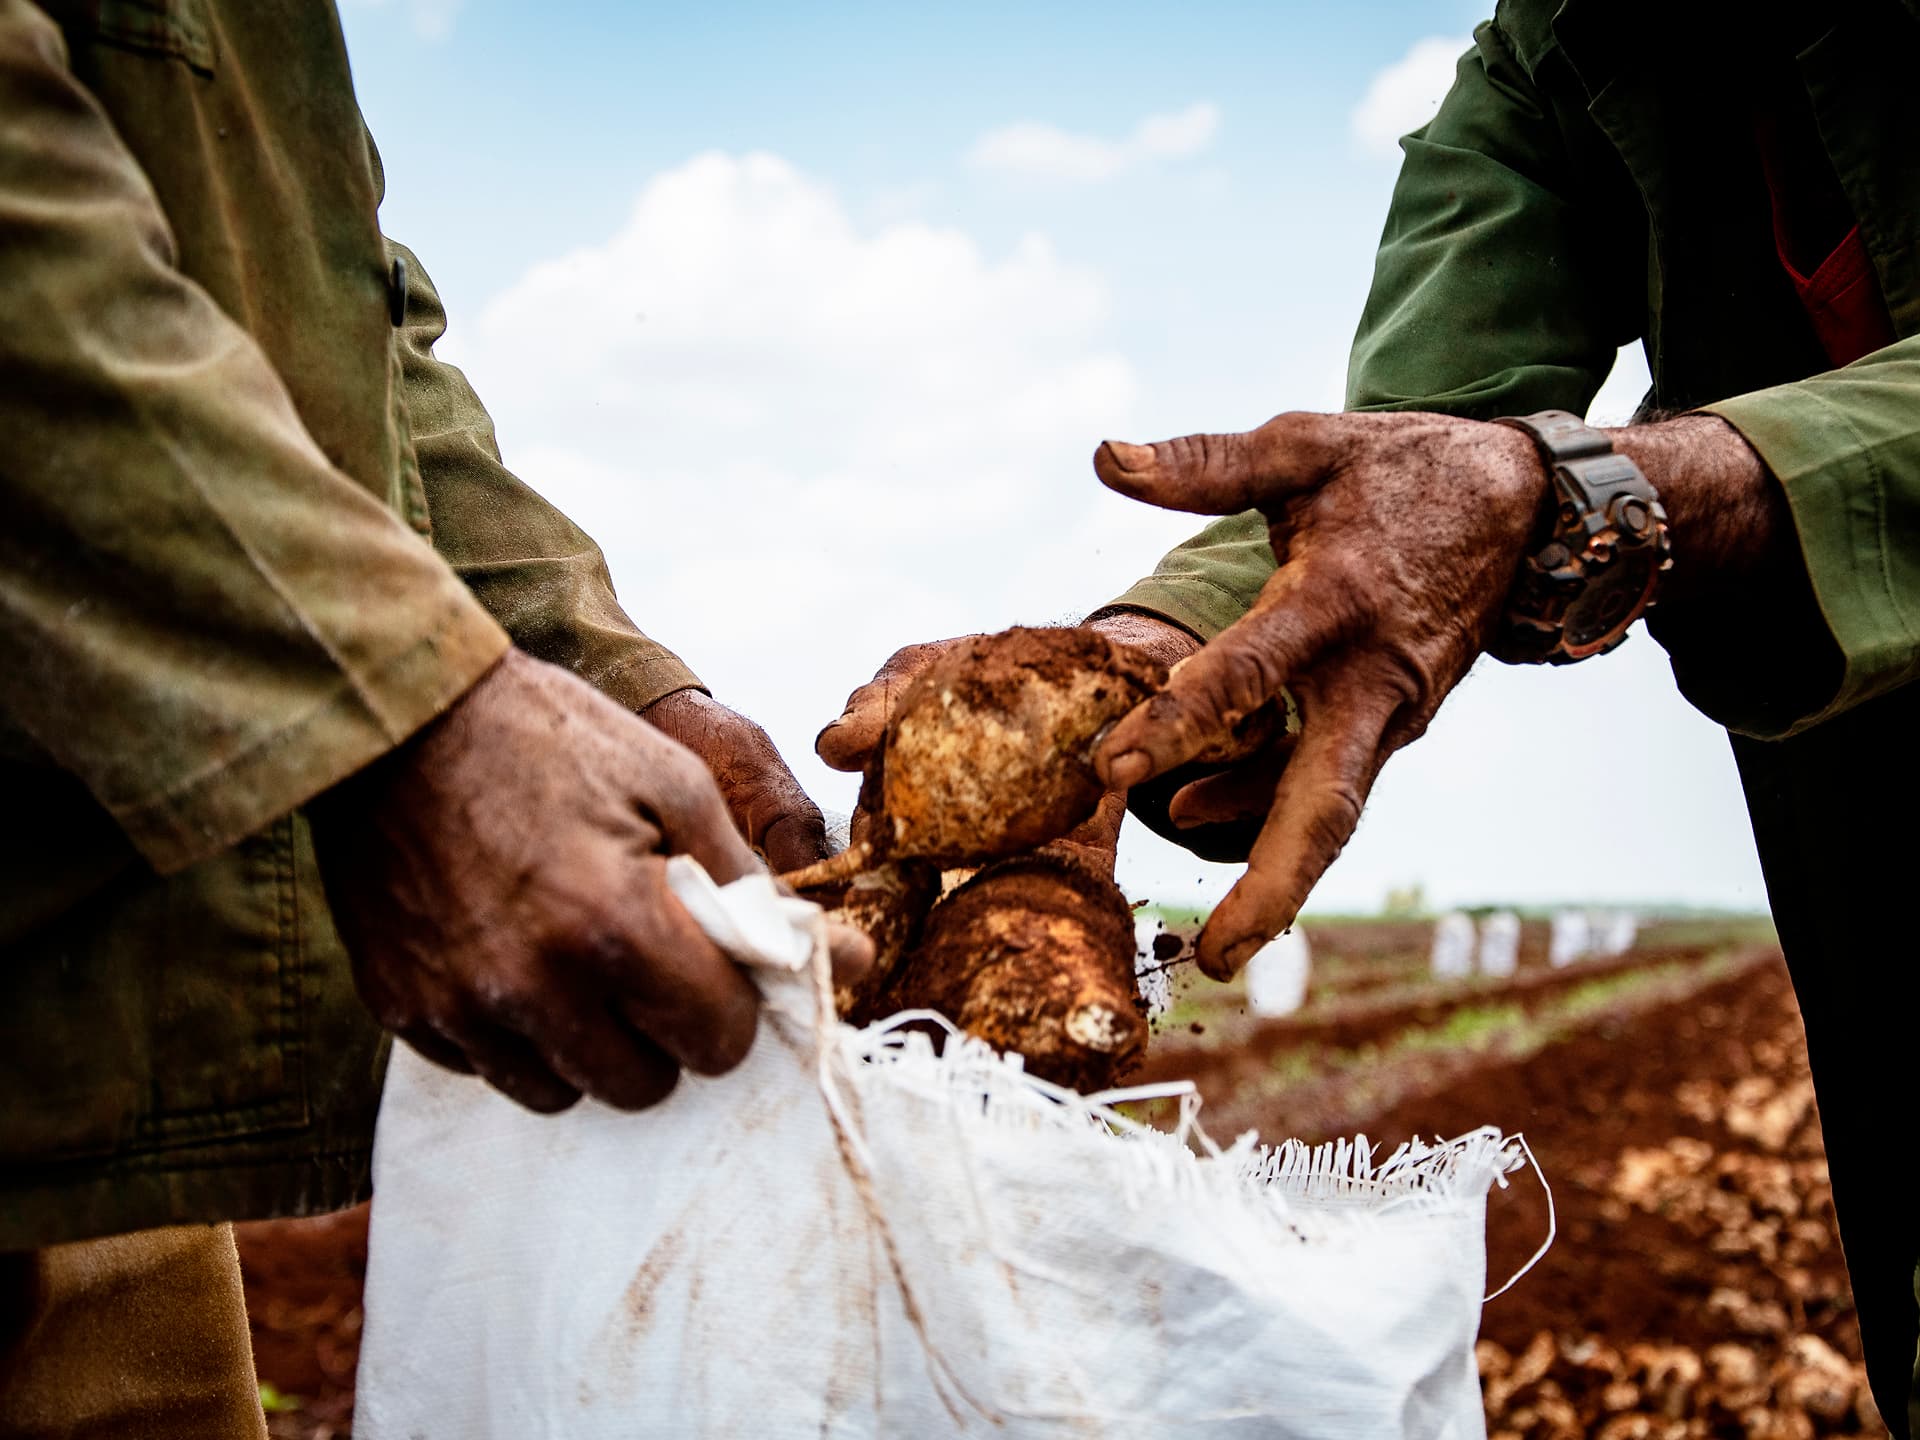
1092;410;1781;979
815;614;1200;873
643;688;830;873
1093;411;1548;980
311;648;873;1114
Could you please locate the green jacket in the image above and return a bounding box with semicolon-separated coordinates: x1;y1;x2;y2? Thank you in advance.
0;0;700;1246
1109;1;1920;1429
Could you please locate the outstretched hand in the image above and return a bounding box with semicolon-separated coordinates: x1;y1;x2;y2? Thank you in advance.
1093;411;1547;978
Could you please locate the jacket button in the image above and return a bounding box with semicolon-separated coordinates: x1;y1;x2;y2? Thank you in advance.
389;256;408;327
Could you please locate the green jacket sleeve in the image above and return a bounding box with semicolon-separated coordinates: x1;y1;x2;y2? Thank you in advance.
0;4;510;874
1103;16;1636;638
388;240;704;711
1702;340;1920;732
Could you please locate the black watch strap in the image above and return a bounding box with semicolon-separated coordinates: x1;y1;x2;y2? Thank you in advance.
1491;410;1671;665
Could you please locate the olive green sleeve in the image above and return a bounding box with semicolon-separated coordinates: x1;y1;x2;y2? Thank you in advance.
1104;16;1634;634
0;4;509;875
1701;337;1920;734
387;241;704;712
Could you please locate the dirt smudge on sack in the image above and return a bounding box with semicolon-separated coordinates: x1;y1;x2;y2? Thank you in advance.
619;1224;687;1337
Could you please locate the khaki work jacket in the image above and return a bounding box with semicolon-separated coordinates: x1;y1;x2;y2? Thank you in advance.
0;0;698;1244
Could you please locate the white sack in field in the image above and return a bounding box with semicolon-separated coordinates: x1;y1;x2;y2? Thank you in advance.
1244;927;1311;1016
356;859;1537;1440
1476;912;1521;979
1592;910;1637;957
1548;910;1591;967
1430;910;1476;980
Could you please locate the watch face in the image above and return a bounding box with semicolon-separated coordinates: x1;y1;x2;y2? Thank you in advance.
1563;548;1660;651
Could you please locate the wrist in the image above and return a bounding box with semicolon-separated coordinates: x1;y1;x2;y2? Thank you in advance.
1087;608;1204;669
1488;411;1670;664
640;686;714;720
1605;415;1785;602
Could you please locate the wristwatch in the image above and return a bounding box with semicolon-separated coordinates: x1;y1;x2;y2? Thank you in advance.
1490;410;1672;665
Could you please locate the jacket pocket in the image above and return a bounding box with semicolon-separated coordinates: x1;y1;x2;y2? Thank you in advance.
64;0;215;74
0;815;307;1167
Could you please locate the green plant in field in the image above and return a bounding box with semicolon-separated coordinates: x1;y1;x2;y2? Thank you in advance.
1418;1002;1528;1053
1267;1048;1319;1084
258;1383;302;1414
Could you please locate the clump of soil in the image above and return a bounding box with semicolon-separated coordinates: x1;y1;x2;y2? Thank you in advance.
880;847;1146;1092
877;626;1165;867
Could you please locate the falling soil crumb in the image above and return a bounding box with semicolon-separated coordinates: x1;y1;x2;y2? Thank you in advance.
1188;1022;1206;1036
1152;932;1184;962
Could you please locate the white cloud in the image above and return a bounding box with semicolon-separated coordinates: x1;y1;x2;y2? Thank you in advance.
1351;36;1471;156
444;149;1764;916
450;151;1205;831
339;0;461;41
967;102;1221;183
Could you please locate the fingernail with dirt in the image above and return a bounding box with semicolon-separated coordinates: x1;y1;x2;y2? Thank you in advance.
1100;440;1154;473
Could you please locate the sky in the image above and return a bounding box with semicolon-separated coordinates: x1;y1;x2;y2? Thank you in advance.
337;0;1772;917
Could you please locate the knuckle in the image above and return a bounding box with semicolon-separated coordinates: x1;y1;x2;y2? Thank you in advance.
1310;546;1380;607
1386;706;1433;749
1303;783;1366;863
565;918;634;976
886;639;951;679
765;799;827;847
836;681;882;719
1211;644;1286;723
685;1009;756;1076
612;1065;680;1112
1135;689;1212;753
506;1078;580;1115
472;972;550;1029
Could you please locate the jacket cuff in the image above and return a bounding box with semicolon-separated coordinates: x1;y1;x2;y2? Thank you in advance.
1099;511;1276;641
113;597;510;875
584;645;707;715
1703;378;1920;735
1100;577;1253;643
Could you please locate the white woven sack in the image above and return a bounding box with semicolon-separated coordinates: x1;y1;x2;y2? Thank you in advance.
356;859;1539;1439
